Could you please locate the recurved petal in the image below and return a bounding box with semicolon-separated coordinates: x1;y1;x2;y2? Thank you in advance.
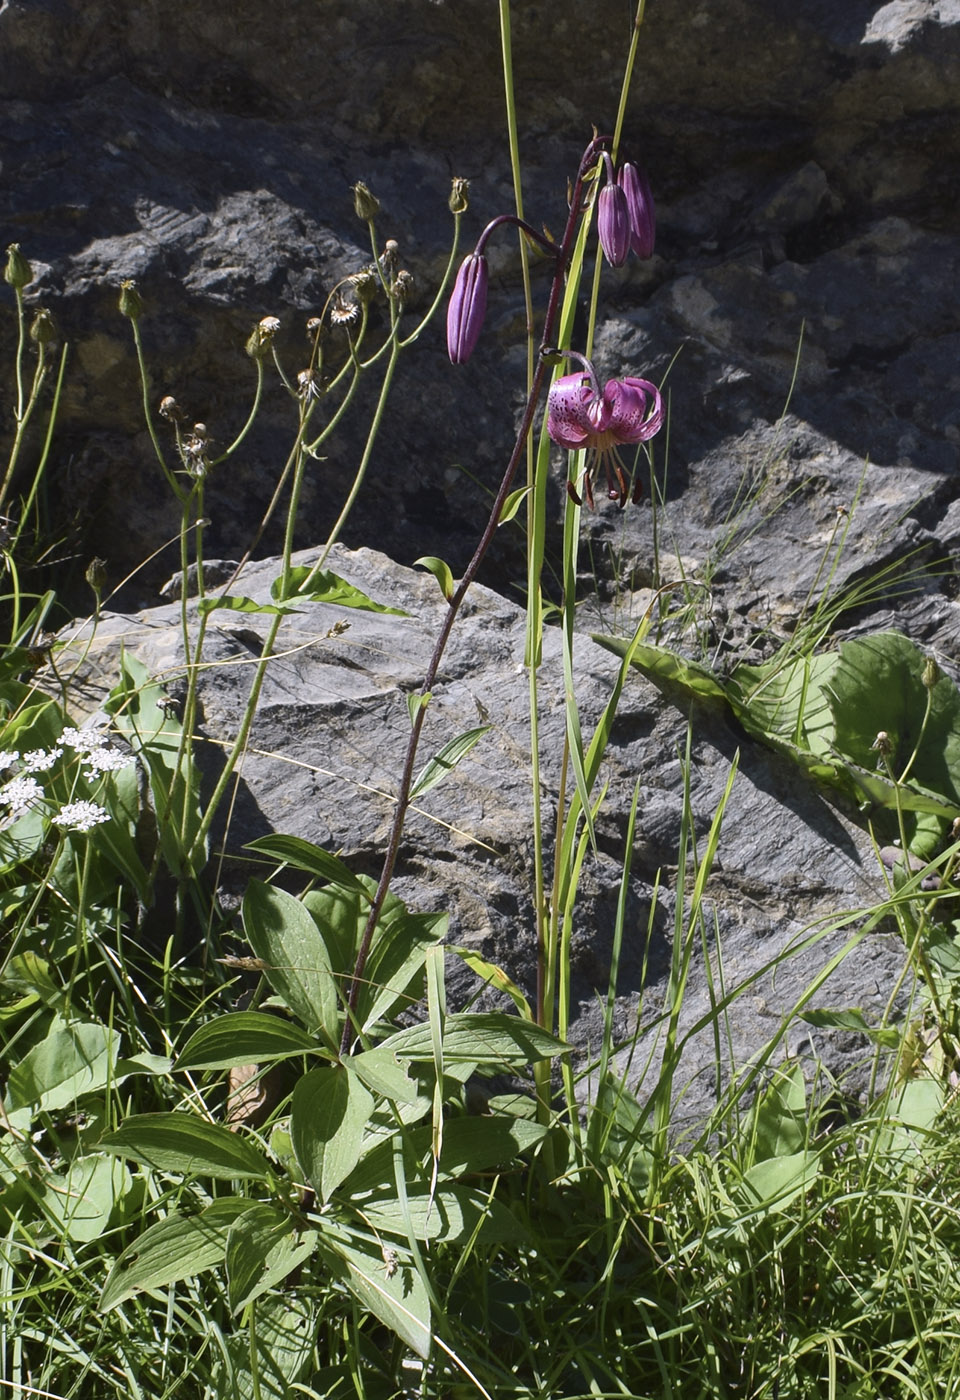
604;376;664;442
546;372;598;447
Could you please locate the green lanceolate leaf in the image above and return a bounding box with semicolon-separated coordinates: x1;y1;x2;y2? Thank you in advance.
177;1012;320;1071
5;1017;120;1119
361;1185;524;1242
318;1229;431;1358
272;566;408;615
99;1113;272;1181
244;834;369;896
409;724;491;800
593;636;728;702
101;1198;260;1309
414;555;455;601
196;593;300;617
379;1012;570;1068
225;1203;318;1314
498;485;531;526
291;1063;374;1203
212;1294;316;1400
242;880;339;1046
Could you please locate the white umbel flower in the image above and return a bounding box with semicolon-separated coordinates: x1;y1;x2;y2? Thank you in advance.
53;801;109;832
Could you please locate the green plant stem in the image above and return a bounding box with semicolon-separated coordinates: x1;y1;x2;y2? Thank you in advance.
339;137;609;1053
212;356;264;465
129;317;185;503
0;338;47;515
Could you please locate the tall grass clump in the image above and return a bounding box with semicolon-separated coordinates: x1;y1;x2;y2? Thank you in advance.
3;3;960;1397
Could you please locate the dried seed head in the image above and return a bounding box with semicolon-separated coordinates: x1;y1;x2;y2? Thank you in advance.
349;268;379;306
329;291;360;326
297;368;321;400
392;269;414;304
159;395;184;422
449;177;470;215
246;316;281;359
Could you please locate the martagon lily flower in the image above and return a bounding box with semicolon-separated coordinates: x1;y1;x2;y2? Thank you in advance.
546;352;663;508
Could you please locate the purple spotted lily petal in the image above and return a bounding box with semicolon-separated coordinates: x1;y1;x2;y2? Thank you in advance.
547;367;663;508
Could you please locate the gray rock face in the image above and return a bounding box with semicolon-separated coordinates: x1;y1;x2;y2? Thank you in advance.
7;0;959;1113
63;545;911;1123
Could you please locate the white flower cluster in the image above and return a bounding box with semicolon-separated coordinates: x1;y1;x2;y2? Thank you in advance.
53;800;110;832
0;723;133;832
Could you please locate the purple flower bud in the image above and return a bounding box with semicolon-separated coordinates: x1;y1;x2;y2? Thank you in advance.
618;162;655;259
597;181;631;268
446;252;488;364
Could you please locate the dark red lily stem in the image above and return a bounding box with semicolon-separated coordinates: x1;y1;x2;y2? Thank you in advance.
339;135;609;1054
475;214;562;260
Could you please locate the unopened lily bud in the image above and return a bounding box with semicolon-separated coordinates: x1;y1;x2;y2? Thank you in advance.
4;243;33;291
923;655;940;690
618;162;655;259
446;252;488;364
85;557;107;593
597;180;631;268
449;177;470;215
29;308;56;346
118;279;143;320
352;181;380;221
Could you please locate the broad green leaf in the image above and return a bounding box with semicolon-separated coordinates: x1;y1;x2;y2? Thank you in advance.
5;1017;119;1117
101;1198;259;1309
225;1203;318;1314
272;566;407;615
738;1150;819;1214
196;593;298;617
744;1064;807;1164
362;1185;523;1242
409;725;490;801
379;1012;569;1068
242;880;339;1044
414;555;455;601
99;1113;272;1181
213;1293;315;1400
244;834;368;896
828;634;960;805
41;1155;131;1243
301;884;445;1031
344;1113;548;1196
319;1230;431;1358
177;1012;319;1071
349;1048;420;1104
291;1064;374;1203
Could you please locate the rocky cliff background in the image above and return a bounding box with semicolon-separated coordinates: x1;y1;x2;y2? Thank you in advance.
3;0;959;1114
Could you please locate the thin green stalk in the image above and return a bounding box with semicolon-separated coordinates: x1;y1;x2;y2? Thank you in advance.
211;355;265;465
129;316;185;503
307;337;401;578
13;342;69;552
500;0;550;1031
0;337;48;513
